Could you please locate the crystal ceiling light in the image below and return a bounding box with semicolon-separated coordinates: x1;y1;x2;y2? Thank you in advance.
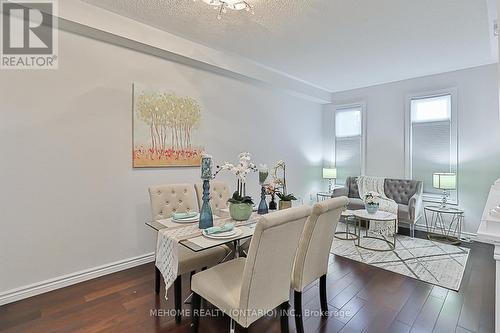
197;0;254;20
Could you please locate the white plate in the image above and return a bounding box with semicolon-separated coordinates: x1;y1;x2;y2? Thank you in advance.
172;213;200;224
202;228;243;240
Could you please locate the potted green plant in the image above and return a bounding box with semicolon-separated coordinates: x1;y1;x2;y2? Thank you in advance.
364;192;380;214
228;191;254;221
276;193;297;210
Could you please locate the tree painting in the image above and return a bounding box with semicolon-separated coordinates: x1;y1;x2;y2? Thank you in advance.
133;86;204;167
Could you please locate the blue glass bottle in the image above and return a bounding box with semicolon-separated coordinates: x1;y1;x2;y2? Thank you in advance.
199;179;213;229
257;186;269;214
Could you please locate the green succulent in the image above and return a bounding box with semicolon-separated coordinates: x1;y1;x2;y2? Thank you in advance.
276;193;297;201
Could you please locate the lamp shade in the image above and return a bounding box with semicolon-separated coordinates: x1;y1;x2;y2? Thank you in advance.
433;173;457;190
322;168;337;179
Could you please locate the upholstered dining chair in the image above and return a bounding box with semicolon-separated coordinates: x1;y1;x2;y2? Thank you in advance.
291;196;348;333
194;181;231;213
190;205;312;333
149;183;230;324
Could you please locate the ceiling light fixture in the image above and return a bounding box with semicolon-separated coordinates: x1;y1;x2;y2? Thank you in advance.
197;0;254;20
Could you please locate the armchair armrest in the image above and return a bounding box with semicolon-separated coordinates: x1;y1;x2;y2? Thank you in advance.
408;190;423;223
332;186;348;197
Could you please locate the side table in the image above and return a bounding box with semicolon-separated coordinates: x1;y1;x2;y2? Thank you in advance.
335;210;359;241
316;185;345;202
424;205;464;245
353;209;398;252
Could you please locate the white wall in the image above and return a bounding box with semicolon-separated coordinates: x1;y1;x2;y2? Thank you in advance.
323;64;500;235
0;29;323;294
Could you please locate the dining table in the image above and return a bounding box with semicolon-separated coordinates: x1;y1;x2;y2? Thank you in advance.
146;209;260;257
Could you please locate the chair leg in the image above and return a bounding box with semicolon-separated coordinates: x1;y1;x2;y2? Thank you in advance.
320;274;328;316
230;319;247;333
279;301;289;333
174;276;182;324
294;291;304;333
190;292;201;333
238;325;248;333
154;266;161;294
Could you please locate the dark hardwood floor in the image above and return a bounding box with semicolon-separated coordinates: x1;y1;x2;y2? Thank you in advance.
0;234;495;333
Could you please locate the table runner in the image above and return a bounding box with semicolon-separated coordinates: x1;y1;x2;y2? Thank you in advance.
155;214;259;299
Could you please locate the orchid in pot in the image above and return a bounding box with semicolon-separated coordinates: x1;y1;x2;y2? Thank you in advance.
271;160;297;210
364;191;380;214
276;192;297;210
265;180;279;210
227;191;254;221
214;152;258;220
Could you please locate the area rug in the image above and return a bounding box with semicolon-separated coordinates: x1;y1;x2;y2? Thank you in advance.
330;223;469;291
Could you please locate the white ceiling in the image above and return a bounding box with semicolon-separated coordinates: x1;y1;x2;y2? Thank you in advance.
83;0;497;92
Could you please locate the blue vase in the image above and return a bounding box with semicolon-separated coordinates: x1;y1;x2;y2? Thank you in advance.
258;186;269;214
199;180;213;229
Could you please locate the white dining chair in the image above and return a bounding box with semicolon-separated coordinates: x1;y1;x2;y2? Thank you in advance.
149;183;230;324
291;196;348;333
190;205;312;333
194;181;231;213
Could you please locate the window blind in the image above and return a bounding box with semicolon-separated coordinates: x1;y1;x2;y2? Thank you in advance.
335;108;362;182
335;136;361;182
412;120;451;194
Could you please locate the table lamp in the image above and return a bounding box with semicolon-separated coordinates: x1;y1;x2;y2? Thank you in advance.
433;172;457;208
323;168;337;193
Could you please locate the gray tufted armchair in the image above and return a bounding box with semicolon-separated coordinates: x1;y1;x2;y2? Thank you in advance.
335;176;423;238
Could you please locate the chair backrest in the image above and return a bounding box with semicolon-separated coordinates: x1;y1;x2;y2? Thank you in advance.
148;184;198;221
345;176;361;199
292;197;348;292
346;176;423;205
384;178;423;205
194;181;231;212
237;205;312;327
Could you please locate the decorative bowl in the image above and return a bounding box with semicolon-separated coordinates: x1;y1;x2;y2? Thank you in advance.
365;202;379;214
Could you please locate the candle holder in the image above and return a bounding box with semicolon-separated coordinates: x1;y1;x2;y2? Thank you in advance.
199;154;214;229
199;179;213;229
257;186;269;214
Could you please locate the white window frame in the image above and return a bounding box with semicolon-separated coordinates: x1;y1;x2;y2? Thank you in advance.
404;88;459;205
332;101;367;179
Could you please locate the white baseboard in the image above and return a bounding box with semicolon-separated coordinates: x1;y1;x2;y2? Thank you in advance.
0;252;155;306
411;222;481;243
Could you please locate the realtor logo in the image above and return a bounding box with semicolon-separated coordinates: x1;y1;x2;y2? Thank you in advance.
1;0;58;69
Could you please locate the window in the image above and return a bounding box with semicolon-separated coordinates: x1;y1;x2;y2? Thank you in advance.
406;91;458;202
334;105;365;183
